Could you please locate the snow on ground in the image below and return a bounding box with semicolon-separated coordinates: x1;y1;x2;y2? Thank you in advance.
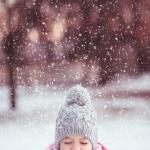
0;74;150;150
96;73;150;97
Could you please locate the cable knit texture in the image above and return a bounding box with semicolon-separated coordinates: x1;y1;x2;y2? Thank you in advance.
55;85;98;148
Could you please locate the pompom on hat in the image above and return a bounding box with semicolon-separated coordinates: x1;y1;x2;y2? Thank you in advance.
55;85;98;148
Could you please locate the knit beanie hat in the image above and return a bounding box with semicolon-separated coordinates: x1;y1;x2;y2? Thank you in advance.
55;85;98;148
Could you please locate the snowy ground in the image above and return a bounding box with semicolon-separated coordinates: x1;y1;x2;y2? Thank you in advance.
0;74;150;150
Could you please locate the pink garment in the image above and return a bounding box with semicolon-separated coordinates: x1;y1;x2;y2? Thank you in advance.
95;142;108;150
47;142;108;150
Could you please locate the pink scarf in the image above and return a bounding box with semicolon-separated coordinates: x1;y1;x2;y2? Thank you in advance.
47;142;108;150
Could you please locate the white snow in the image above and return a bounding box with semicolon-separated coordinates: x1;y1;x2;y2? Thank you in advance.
0;74;150;150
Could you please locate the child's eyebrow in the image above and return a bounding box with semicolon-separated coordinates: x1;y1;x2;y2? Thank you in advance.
63;137;71;139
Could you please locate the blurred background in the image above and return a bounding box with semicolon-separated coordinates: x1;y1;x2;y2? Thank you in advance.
0;0;150;150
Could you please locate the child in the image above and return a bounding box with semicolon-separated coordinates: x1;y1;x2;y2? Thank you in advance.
48;85;107;150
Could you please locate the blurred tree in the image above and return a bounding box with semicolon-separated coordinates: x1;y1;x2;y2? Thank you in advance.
2;0;46;109
2;1;25;109
4;29;24;109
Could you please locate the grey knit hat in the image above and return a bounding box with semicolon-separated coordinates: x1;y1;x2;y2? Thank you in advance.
55;85;98;148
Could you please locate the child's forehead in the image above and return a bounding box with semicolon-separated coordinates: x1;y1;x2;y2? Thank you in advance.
64;136;89;140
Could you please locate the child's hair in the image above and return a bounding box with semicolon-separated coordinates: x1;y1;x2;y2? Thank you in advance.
55;85;98;148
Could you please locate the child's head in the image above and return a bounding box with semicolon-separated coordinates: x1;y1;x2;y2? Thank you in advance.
55;85;97;150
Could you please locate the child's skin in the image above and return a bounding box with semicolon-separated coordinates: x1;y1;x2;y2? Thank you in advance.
60;135;92;150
